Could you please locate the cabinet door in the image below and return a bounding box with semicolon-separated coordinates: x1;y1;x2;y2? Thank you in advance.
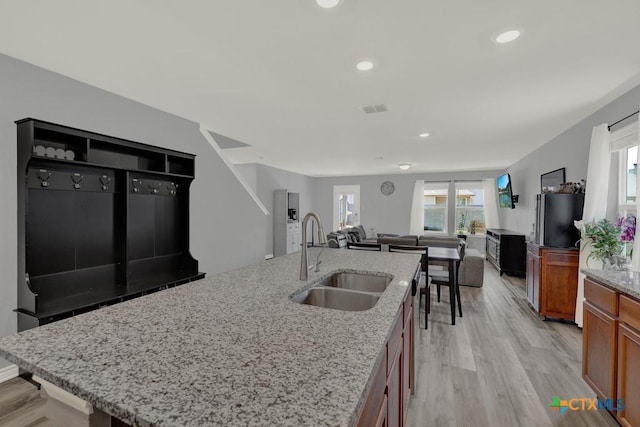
387;348;402;427
356;351;387;427
526;251;540;311
402;307;413;419
583;301;617;401
532;255;540;312
618;323;640;427
540;250;578;319
526;252;535;307
286;229;294;254
375;396;388;427
294;226;301;252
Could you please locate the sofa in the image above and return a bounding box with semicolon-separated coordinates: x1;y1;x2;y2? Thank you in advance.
329;225;419;246
377;235;419;246
329;227;467;248
418;236;462;249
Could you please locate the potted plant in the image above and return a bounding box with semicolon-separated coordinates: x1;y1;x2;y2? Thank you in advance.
469;220;478;235
617;214;636;257
457;212;467;234
576;219;625;269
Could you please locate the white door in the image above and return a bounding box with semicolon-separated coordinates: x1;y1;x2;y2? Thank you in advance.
333;185;360;231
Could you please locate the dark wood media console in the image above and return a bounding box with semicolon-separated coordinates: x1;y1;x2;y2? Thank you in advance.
16;118;204;330
485;228;526;276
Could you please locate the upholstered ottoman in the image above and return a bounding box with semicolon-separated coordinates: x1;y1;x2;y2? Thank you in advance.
459;248;484;287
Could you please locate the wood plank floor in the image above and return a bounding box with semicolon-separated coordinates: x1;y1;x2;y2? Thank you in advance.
0;261;620;426
406;262;619;427
0;377;51;427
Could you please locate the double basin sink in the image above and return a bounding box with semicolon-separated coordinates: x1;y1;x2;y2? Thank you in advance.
291;271;393;311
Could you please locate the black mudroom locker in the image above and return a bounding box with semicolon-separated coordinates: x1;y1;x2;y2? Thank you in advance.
16;118;204;330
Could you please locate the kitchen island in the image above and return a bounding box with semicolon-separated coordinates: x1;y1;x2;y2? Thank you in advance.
0;248;420;426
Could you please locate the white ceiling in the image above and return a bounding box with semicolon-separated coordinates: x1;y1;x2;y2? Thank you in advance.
1;0;640;177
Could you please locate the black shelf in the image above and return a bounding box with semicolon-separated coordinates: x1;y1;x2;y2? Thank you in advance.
16;118;204;330
29;156;195;179
17;271;205;322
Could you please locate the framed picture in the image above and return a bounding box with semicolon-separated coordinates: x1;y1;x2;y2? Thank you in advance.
541;168;566;193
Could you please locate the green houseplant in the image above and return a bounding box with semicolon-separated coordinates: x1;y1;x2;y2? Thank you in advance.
578;219;625;269
469;220;478;235
457;212;467;234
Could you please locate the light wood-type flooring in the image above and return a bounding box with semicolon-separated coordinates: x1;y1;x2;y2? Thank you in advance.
406;262;619;427
0;261;620;426
0;377;51;427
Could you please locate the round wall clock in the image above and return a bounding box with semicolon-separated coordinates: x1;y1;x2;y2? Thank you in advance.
380;181;395;196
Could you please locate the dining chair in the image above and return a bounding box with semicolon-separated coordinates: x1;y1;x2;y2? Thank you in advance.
346;242;382;251
388;245;431;329
427;242;465;318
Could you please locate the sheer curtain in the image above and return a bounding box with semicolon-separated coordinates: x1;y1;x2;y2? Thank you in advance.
632;114;640;270
409;180;424;235
482;178;500;229
575;124;611;327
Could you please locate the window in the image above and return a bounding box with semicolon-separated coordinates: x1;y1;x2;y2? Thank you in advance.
423;182;448;233
613;121;639;217
455;182;486;235
621;145;637;214
333;185;360;230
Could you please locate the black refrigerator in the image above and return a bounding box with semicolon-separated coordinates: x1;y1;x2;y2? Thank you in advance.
535;193;585;248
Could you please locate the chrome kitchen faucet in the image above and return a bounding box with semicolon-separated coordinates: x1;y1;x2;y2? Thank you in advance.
300;212;328;281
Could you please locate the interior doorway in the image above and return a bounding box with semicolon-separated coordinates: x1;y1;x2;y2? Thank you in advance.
333;185;360;231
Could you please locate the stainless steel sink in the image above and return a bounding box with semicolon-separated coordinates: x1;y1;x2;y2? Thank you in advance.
292;287;380;311
316;272;392;293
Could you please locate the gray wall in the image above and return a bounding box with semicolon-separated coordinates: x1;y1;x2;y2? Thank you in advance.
500;84;640;235
313;170;504;236
237;163;315;255
0;54;267;368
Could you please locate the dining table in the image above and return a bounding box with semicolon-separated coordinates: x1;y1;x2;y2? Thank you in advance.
427;246;462;325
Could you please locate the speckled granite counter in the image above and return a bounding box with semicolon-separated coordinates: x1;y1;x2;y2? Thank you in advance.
582;268;640;300
0;248;420;427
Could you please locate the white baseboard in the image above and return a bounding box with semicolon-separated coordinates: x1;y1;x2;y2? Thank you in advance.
0;364;19;383
265;253;274;260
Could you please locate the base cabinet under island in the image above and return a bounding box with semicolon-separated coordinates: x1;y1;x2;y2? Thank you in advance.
356;281;414;427
582;275;640;426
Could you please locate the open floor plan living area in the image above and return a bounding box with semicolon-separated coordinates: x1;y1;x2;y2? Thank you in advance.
1;1;640;426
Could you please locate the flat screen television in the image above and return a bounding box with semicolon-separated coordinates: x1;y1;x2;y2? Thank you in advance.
497;173;515;209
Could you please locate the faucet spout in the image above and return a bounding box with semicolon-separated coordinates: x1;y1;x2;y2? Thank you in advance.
300;212;328;281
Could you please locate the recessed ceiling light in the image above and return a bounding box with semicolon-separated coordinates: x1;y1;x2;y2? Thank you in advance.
316;0;341;8
495;30;521;44
356;61;374;71
419;132;431;138
399;164;411;170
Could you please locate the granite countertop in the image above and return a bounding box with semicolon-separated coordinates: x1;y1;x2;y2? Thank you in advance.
581;268;640;299
0;248;420;427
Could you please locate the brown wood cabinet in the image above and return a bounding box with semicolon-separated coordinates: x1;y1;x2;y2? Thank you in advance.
618;296;640;427
583;300;617;400
526;243;579;320
402;308;412;421
387;344;402;427
356;284;414;427
583;276;640;427
526;245;540;311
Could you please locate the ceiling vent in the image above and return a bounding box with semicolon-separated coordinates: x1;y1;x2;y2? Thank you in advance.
362;104;388;114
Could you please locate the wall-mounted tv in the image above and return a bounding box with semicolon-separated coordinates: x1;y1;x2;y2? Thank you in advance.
497;173;515;209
